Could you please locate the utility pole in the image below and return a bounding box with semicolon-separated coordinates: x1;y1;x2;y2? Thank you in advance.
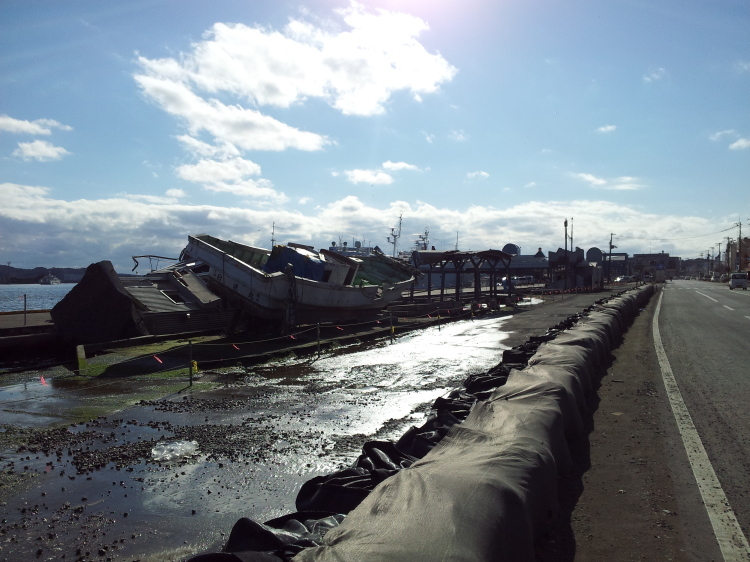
716;242;722;273
607;233;616;284
564;219;568;290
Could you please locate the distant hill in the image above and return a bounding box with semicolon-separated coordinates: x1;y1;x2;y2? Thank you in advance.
0;264;87;284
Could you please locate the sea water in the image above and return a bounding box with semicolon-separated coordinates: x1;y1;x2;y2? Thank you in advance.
0;284;75;312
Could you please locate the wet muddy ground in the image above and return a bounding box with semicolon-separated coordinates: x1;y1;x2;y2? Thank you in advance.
0;293;607;561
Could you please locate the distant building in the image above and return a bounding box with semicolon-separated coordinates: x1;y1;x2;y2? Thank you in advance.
632;252;681;280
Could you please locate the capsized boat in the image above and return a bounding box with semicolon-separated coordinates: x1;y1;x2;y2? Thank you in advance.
180;234;417;324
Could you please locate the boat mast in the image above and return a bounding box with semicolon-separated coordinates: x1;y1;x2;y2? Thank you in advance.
387;213;403;257
271;222;276;247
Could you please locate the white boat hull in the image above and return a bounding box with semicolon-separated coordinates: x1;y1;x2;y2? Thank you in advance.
183;235;412;323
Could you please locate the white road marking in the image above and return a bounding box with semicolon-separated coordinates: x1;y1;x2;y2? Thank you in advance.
723;305;735;311
695;291;718;302
653;292;750;560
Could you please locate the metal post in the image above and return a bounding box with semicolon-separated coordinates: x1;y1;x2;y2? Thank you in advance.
317;322;321;356
23;294;27;326
389;311;394;343
438;312;441;331
188;340;193;386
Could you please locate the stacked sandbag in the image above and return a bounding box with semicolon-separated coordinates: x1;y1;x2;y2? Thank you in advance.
291;285;654;562
190;286;655;562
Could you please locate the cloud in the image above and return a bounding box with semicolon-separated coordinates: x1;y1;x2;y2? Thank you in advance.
135;2;456;118
299;196;312;204
12;140;71;161
0;115;72;135
202;179;284;201
466;171;489;180
422;131;435;143
597;125;616;133
135;75;329;152
174;157;285;202
165;188;187;198
573;172;644;190
176;157;262;183
176;135;240;158
449;130;468;141
344;169;394;184
0;182;720;270
573;173;607;187
524;182;537;189
709;129;737;142
382;160;420;172
734;60;750;73
643;67;666;82
729;138;750;150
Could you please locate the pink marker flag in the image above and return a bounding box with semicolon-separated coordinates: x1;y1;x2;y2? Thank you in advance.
232;344;240;350
336;326;343;330
40;376;48;386
290;335;296;340
153;355;163;364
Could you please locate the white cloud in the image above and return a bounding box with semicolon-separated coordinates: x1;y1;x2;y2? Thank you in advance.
165;188;187;198
344;169;394;184
573;172;607;187
449;130;468;141
0;182;720;270
382;160;420;171
729;138;750;150
299;196;312;205
0;115;72;135
135;75;329;152
422;131;435;143
176;135;240;158
597;125;616;133
12;140;71;161
524;182;537;189
573;172;644;190
203;179;284;202
176;157;262;183
174;157;285;203
135;2;456;118
709;129;737;142
643;67;666;82
734;60;750;73
467;171;489;180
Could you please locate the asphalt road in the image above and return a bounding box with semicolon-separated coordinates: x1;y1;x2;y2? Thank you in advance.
658;280;750;548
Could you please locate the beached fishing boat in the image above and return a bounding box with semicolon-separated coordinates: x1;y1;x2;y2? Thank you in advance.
180;234;416;324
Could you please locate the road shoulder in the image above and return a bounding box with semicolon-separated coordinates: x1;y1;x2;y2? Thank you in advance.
537;288;721;561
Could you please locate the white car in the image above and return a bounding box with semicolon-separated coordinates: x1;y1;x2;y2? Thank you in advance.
728;272;748;290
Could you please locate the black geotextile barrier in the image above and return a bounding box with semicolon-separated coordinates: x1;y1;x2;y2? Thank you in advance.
187;286;656;562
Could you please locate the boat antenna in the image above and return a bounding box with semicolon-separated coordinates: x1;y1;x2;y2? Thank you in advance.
271;222;276;247
417;228;429;250
387;213;403;257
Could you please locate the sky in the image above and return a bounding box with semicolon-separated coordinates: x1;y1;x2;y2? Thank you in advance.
1;0;748;271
